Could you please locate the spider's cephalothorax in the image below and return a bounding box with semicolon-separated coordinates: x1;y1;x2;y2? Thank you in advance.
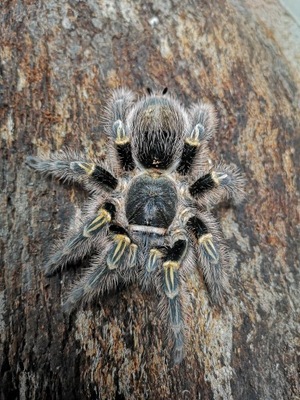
26;88;245;363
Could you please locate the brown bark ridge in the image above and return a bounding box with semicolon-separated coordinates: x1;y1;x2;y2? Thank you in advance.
1;1;299;399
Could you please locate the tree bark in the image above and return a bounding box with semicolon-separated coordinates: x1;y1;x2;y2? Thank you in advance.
1;1;299;399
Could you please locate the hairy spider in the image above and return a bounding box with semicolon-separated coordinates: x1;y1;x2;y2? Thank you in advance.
26;88;245;363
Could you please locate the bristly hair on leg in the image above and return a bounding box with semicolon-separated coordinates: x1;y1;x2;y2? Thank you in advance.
62;238;119;313
26;149;119;194
187;210;229;305
189;163;246;207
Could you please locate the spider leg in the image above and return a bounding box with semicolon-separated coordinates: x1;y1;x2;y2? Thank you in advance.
106;224;137;270
63;225;137;312
44;202;116;277
161;238;188;364
26;151;118;192
106;89;135;171
62;250;120;313
189;163;245;205
112;120;135;171
177;102;216;175
187;214;228;304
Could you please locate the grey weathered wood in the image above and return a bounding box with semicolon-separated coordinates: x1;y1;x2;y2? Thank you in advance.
1;0;299;399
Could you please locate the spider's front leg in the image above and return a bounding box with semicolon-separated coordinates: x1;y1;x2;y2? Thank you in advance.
63;225;137;312
187;214;228;304
160;237;188;364
26;152;118;192
44;202;116;277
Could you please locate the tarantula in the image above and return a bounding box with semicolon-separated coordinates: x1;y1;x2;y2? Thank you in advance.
26;88;245;363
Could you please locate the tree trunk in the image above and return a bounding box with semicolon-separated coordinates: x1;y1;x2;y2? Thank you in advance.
1;1;299;399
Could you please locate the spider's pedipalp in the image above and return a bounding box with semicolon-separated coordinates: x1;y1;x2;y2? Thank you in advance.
137;232;165;290
106;225;133;269
187;213;228;304
177;102;217;175
26;152;118;193
128;243;138;268
44;203;115;277
189;163;246;206
146;248;164;272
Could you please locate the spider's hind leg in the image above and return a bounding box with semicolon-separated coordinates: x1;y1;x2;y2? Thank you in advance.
177;102;217;175
106;224;138;270
105;89;136;171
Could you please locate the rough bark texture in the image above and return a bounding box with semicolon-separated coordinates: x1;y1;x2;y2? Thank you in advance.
1;1;299;399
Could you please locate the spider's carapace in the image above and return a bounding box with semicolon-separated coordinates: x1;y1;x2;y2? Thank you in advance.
126;173;178;229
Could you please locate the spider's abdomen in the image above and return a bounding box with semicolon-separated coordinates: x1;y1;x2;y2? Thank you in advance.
129;97;187;170
125;173;178;229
